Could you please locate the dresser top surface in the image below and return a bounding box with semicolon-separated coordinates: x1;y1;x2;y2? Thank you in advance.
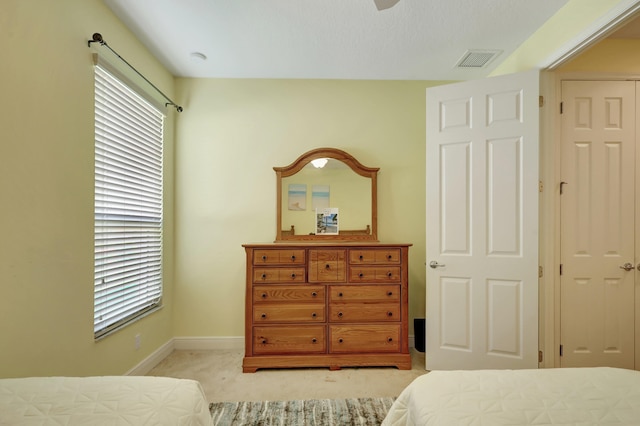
243;242;412;249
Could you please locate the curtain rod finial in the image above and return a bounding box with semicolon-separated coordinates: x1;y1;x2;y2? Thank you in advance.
166;102;183;113
88;32;105;47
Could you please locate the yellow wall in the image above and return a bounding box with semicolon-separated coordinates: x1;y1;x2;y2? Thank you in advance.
558;38;640;73
166;1;634;360
0;0;631;378
0;0;176;377
492;0;631;76
172;78;448;337
169;0;635;346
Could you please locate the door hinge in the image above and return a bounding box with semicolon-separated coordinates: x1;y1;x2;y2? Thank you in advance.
538;266;543;278
560;101;563;114
539;95;544;107
538;350;543;363
559;345;563;357
560;264;563;275
539;180;543;193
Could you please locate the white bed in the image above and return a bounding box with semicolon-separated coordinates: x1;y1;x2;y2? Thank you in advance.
0;376;213;425
383;367;640;425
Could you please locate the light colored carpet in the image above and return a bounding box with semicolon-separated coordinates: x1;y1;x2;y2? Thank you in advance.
209;397;395;426
147;349;428;402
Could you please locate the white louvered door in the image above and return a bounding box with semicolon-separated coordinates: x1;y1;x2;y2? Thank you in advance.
560;80;637;369
425;70;540;370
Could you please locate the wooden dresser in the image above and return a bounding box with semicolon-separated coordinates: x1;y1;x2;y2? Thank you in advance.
242;243;411;373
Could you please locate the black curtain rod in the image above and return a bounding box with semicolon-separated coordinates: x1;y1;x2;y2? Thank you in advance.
88;33;183;113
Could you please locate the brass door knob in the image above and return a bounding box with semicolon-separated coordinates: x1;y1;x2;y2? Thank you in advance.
620;262;634;271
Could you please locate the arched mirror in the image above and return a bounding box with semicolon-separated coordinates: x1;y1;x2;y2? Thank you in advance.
275;148;378;242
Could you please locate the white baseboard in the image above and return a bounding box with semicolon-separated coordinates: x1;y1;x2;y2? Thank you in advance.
126;338;175;376
174;336;416;351
125;337;244;376
128;335;415;376
173;336;245;351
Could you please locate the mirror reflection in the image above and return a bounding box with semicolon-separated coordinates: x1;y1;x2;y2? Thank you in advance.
274;148;378;242
281;159;371;236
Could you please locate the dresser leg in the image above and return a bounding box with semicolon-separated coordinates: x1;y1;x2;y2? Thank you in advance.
329;365;342;371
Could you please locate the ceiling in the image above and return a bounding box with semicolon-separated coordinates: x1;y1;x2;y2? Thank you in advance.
103;0;629;81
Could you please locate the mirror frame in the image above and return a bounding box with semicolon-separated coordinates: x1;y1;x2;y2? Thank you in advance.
274;147;379;242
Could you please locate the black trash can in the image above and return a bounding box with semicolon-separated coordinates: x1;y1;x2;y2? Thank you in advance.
414;318;425;352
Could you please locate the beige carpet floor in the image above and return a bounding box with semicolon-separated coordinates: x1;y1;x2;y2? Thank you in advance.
147;349;429;403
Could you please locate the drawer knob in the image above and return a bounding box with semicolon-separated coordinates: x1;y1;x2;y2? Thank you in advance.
291;273;296;278
387;337;393;342
338;292;343;297
387;291;393;296
261;313;267;319
358;272;364;278
261;293;267;298
291;255;296;261
312;312;317;318
387;254;392;260
325;264;331;269
261;273;267;280
338;338;344;343
312;338;317;343
359;255;364;260
261;338;267;344
262;255;267;261
387;271;393;278
387;311;393;317
311;291;318;297
338;312;343;318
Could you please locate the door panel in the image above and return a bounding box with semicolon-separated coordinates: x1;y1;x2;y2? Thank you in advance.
560;80;635;369
440;142;471;255
487;279;523;357
487;137;522;256
426;70;539;370
440;277;471;351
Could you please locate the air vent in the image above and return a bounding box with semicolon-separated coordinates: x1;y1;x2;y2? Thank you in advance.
456;50;501;68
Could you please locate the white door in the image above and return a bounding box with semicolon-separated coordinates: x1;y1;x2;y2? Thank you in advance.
560;80;636;369
425;70;539;370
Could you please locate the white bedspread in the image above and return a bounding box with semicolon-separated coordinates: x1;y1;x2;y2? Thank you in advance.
0;376;213;425
383;367;640;425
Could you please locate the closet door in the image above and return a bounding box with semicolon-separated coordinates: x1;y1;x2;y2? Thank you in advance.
559;80;636;369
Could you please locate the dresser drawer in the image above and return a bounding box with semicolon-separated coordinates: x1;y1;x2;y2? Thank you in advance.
254;303;325;323
309;249;346;282
254;249;305;265
254;285;325;303
253;326;326;354
329;285;399;302
329;303;400;322
349;249;400;264
329;325;401;353
253;267;305;283
349;266;401;283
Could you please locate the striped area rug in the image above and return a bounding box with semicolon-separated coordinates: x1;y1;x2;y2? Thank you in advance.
209;396;396;426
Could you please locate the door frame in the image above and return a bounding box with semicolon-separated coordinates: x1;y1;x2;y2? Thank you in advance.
498;1;640;368
540;71;640;368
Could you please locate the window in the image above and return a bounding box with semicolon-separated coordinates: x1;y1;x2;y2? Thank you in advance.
93;65;164;338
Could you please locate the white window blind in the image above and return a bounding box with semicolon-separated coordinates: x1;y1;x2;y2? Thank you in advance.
94;65;164;338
